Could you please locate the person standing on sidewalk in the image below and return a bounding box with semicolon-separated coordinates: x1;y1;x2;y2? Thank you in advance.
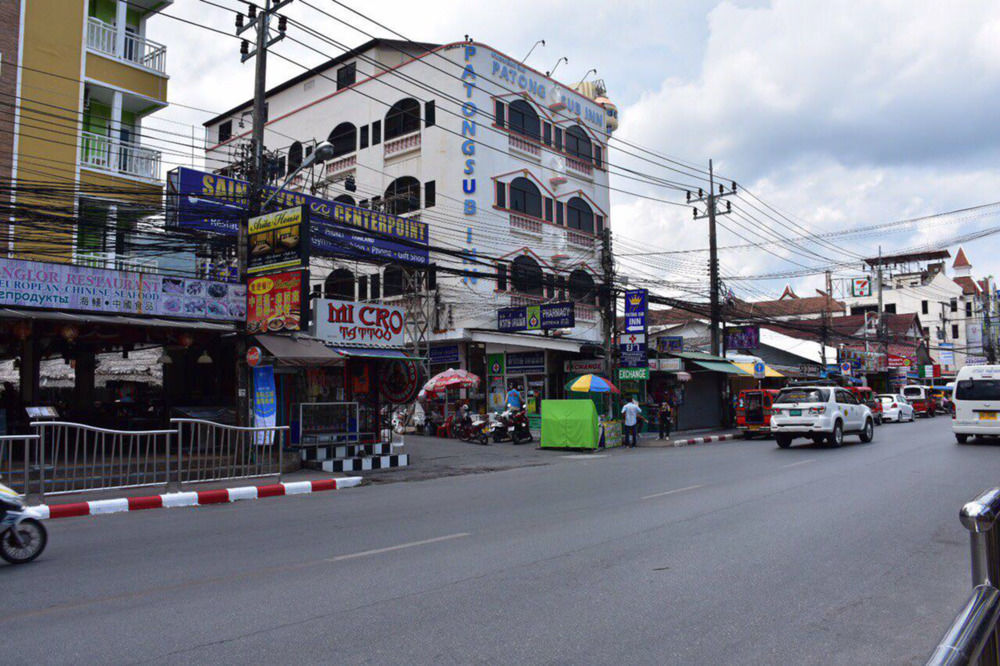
658;397;673;440
622;397;644;448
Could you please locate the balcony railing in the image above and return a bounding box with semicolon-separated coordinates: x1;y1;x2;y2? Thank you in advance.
509;212;543;237
577;304;598;322
384;131;421;159
566;155;594;178
508;133;541;159
325;154;356;177
81;131;162;181
566;229;596;249
87;17;167;74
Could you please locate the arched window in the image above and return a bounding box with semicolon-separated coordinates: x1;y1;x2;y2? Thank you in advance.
568;269;595;301
333;194;355;206
566;197;594;234
328;122;356;157
385;98;421;139
564;125;592;162
324;268;355;300
510;255;543;296
508;100;540;140
383;265;406;297
384;176;421;215
509;177;542;218
286;141;303;175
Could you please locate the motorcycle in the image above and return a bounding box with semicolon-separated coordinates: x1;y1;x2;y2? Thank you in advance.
508;408;533;445
490;410;513;443
454;412;489;445
469;415;490;446
0;481;47;565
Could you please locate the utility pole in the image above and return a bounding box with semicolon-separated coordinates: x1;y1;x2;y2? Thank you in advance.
821;270;832;368
876;246;887;384
690;160;736;356
601;227;615;412
234;0;290;425
690;161;735;426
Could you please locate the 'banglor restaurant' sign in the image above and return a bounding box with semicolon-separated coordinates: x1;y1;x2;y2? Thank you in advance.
0;257;245;321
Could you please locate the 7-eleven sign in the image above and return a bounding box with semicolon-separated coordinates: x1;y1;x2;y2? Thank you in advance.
851;277;872;297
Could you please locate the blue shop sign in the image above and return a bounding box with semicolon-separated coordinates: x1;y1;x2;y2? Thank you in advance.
506;351;545;373
430;345;461;365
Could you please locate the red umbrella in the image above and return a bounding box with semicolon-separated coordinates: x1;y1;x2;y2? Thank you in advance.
423;368;481;394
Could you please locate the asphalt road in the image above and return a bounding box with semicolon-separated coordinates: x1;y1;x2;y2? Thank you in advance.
2;417;992;664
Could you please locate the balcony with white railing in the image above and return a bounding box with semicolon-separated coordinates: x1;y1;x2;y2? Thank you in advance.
324;154;357;178
81;131;162;182
565;155;594;179
509;212;544;238
576;304;598;322
384;131;421;159
566;228;596;249
508;132;541;160
86;17;167;75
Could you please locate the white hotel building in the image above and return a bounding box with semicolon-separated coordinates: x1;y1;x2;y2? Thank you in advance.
204;38;619;408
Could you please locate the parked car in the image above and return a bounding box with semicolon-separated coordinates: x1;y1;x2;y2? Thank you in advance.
736;389;780;438
902;385;938;417
878;394;915;423
847;386;883;425
952;365;1000;444
770;385;875;449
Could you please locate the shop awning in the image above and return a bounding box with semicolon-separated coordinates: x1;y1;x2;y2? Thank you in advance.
329;347;418;361
691;360;751;375
732;362;784;378
255;334;343;367
0;308;235;331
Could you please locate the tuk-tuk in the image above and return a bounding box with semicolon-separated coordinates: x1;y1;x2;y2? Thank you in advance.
736;389;781;438
847;386;883;425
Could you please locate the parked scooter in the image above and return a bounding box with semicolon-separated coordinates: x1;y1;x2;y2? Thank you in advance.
490;410;513;443
0;481;47;564
508;407;533;445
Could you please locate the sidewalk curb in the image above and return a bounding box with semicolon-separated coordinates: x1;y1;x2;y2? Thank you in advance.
671;434;739;447
26;477;363;520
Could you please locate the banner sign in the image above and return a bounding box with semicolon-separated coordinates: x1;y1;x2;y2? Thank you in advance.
0;257;244;321
430;345;461;366
507;351;545;373
167;167;429;266
619;331;647;368
724;325;760;351
247;270;308;334
623;289;648;333
497;302;575;332
851;277;872;297
252;365;277;445
940;343;956;367
313;298;405;348
887;354;910;369
487;353;505;377
656;336;684;353
621;289;648;368
619;366;650;381
649;358;682;372
564;359;604;374
248;206;308;275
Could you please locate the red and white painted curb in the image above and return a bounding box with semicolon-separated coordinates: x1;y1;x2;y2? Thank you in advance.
27;477;363;520
671;434;738;447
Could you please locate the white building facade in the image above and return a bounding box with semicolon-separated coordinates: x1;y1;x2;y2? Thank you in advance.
203;38;618;409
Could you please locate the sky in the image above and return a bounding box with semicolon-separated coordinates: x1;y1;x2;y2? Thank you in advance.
148;0;1000;302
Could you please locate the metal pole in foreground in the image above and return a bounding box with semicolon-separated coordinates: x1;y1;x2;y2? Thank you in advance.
960;488;1000;664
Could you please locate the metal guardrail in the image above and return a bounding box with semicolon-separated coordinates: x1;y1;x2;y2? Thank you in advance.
172;419;286;486
928;488;1000;665
0;420;286;500
0;434;39;495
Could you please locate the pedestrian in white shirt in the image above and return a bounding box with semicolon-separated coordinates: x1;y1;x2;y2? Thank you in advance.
621;397;644;448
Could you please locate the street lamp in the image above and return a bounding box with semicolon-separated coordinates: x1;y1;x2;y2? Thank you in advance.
261;140;337;210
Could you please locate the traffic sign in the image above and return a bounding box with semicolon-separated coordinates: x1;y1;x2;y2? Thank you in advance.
753;361;766;379
840;361;852;376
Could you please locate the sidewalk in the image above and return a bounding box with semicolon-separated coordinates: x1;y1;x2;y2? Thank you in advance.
637;427;742;448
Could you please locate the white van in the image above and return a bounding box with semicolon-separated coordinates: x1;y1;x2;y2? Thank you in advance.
952;365;1000;443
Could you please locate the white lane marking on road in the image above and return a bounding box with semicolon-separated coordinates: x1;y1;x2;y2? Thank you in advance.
781;459;816;469
325;532;471;562
642;484;704;500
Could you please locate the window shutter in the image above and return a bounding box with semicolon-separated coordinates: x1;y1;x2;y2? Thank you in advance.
424;181;436;208
357;275;368;301
595;215;604;233
594;145;603;168
556;201;564;226
372;121;381;145
554;127;562;150
359;125;369;149
544;274;555;299
496;181;506;208
497;263;508;291
543;123;552;146
545;198;553;222
425;100;436;127
495;100;505;127
370;274;381;300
